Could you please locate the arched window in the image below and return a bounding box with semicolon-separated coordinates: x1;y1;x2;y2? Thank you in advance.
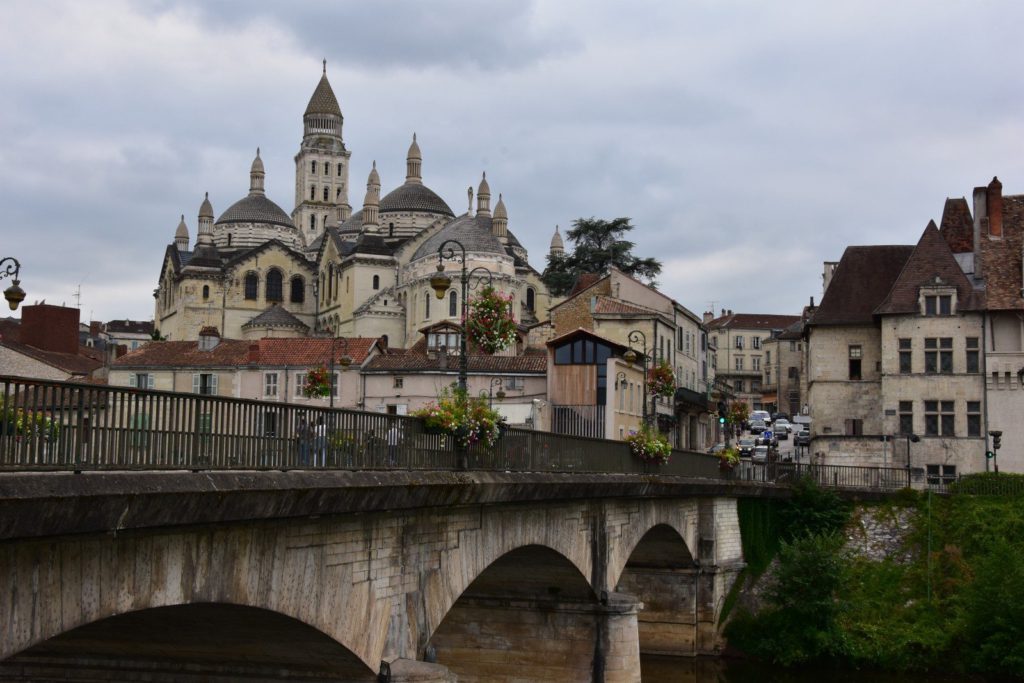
389;222;395;237
337;163;343;176
311;160;317;174
336;188;342;200
244;273;258;300
526;287;535;312
309;214;316;231
266;269;283;302
323;187;329;201
202;285;210;300
324;162;330;176
449;290;457;317
424;291;430;319
327;265;334;300
290;276;305;303
372;274;380;290
310;186;317;201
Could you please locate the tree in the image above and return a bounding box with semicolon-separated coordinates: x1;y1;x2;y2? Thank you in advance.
541;217;662;296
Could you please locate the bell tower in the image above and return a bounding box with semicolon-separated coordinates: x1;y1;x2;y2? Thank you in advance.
293;60;352;246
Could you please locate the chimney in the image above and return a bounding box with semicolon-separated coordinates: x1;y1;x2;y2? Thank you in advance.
89;321;102;337
378;335;388;352
116;345;128;358
703;310;714;324
988;176;1003;238
248;344;260;364
973;184;988;261
20;304;80;354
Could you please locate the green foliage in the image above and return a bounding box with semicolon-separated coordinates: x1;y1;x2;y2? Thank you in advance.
625;425;672;464
412;386;504;449
541;217;662;296
959;538;1024;676
778;476;850;541
0;397;60;440
465;284;517;354
736;498;782;577
727;401;749;425
949;471;1024;495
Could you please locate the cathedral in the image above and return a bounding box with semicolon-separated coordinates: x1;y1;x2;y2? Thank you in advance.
155;64;560;349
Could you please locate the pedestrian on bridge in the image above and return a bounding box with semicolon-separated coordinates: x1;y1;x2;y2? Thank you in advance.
313;416;326;467
296;417;311;467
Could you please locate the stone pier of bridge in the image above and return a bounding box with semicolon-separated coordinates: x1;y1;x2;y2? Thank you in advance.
0;470;750;682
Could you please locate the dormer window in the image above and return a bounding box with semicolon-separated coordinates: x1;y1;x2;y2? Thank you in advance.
428;330;461;353
920;283;956;316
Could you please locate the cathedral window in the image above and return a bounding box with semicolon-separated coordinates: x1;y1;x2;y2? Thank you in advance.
244;273;258;300
202;285;209;300
526;287;535;312
324;163;330;175
449;290;457;317
389;222;395;237
310;185;316;201
290;276;305;303
311;161;317;174
323;187;329;201
266;269;283;302
337;163;343;176
372;274;380;290
309;215;316;231
336;188;342;200
424;292;431;319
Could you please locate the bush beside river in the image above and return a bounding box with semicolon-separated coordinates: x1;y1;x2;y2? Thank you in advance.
723;474;1024;679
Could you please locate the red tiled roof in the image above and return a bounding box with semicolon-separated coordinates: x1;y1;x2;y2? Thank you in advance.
939;197;974;254
979;194;1024;311
875;221;985;315
705;312;801;331
809;245;914;326
592;296;655;316
112;337;379;368
364;350;546;373
0;340;104;376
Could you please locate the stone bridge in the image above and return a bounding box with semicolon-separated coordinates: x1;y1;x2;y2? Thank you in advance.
0;470;758;682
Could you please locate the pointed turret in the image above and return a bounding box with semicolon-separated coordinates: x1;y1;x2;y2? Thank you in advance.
362;162;380;231
476;172;491;217
405;133;423;185
189;193;220;268
304;60;343;130
249;148;265;196
550;225;564;256
174;214;189;251
492;193;508;243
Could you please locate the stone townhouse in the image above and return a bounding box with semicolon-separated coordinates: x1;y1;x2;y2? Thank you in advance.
547;268;712;450
703;311;801;414
762;317;807;419
110;328;382;411
0;305;104;382
806;222;987;478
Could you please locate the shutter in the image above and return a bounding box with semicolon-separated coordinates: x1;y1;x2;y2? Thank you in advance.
147;375;155;390
396;404;408;416
129;374;137;388
192;374;200;394
210;375;219;395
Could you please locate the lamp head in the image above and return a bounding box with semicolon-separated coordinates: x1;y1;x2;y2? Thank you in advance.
429;263;451;300
4;280;25;311
339;355;352;368
623;349;637;366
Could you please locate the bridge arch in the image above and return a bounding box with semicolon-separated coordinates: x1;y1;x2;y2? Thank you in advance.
0;603;377;681
606;499;700;593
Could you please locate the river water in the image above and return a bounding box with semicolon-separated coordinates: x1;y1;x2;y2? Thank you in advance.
640;656;981;682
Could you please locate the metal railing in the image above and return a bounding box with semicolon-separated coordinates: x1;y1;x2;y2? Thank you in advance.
551;404;606;440
735;460;912;491
0;376;719;478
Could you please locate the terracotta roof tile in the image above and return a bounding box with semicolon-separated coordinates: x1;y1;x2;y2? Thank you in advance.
364;351;545;373
0;340;104;375
980;194;1024;311
592;296;655;316
939;197;974;253
112;337;379;368
875;221;985;315
809;245;914;326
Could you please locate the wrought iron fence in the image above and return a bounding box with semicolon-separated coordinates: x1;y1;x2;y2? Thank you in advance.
735;460;912;491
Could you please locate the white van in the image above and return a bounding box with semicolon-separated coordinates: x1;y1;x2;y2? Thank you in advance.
750;410;771;425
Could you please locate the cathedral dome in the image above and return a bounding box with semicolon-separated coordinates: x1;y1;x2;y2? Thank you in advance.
412;214;505;262
379;183;454;217
215;195;295;229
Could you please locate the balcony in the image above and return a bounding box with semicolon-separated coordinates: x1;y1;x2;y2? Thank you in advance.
551;404;606;440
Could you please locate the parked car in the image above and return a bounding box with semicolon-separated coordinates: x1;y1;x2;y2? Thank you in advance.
771;412;791;423
795;430;811;447
756;432;778;448
751;410;771;425
749;419;767;434
751;445;769;463
737;438;755;457
774;419;792;439
707;443;726;455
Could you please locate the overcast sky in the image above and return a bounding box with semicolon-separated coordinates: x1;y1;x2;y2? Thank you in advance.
3;0;1024;324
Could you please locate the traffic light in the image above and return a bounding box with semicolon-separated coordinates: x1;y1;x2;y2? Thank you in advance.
986;451;995;459
718;415;726;425
993;433;1002;450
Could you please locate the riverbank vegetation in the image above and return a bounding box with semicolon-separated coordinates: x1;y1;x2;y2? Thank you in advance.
724;474;1024;679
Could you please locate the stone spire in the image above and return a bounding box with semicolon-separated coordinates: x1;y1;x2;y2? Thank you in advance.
492;193;508;243
550;225;564;256
249;148;265;196
405;133;422;185
476;172;491;217
197;192;214;242
362;161;380;231
174;214;189;251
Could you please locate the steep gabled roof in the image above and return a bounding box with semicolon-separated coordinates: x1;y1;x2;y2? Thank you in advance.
113;337;380;368
0;340;104;376
363;350;546;373
242;305;309;331
875;221;985;315
705;312;801;331
809;245;915;326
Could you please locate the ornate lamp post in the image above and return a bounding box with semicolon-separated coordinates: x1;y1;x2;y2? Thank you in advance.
623;329;650;427
1;257;26;311
428;239;493;394
487;378;504;408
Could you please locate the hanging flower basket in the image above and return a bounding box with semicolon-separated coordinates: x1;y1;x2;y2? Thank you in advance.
626;426;672;465
465;285;517;354
718;447;740;471
302;365;331;398
413;387;505;449
647;361;675;398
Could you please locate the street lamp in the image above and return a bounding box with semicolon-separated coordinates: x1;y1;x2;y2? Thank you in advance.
428;239;493;394
624;329;650;427
905;433;920;470
0;257;25;311
327;330;352;408
487;378;504;408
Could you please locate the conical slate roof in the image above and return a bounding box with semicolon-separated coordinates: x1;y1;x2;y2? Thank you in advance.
305;73;341;117
242;304;309;331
